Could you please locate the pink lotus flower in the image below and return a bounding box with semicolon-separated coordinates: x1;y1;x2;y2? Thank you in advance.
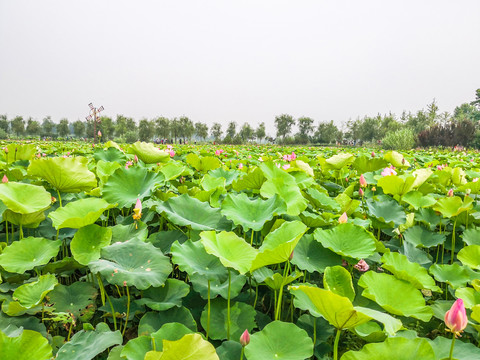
134;155;138;163
447;189;454;197
133;198;142;221
282;164;291;170
445;298;468;337
2;175;8;183
338;212;348;224
473;178;479;183
291;152;296;161
4;147;8;154
359;188;364;197
381;166;397;176
125;160;133;169
238;163;243;169
98;130;102;137
169;150;175;157
248;155;252;159
239;329;250;347
371;151;375;157
359;174;367;188
215;149;224;156
354;259;369;272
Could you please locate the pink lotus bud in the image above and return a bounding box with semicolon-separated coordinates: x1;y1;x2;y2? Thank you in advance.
371;151;375;157
445;298;468;336
238;163;243;169
359;188;364;197
447;189;454;197
134;155;138;163
4;147;8;154
135;198;142;213
338;212;348;224
359;174;367;188
2;175;8;183
133;198;142;221
354;259;369;272
98;130;102;137
169;150;175;157
473;178;479;183
239;329;250;347
291;152;296;160
289;251;294;261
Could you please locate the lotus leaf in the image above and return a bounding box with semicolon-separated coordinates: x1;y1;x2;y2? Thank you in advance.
145;333;219;360
384;151;410;168
201;174;225;191
352;156;388;173
402;191;436;210
323;266;355;302
208;167;242;187
264;271;303;291
366;195;406;227
458;245;480;270
220;193;286;231
160;161;186;180
353;306;403;336
455;287;480;309
13;274;58;309
322;153;355;170
4;143;36;162
403;225;445;248
358;272;433;322
47;282;97;319
93;147;127;164
138;308;197;336
0;182;51;214
0;237;61;273
462;227;480;246
88;240;172;290
232;167;265;191
135;279;190;311
189;271;246;300
244;321;313;360
215;341;242;360
291;234;342;274
96;160;122;185
186;153;221;172
313;223;376;260
48;198;116;229
430;335;480;360
56;323;122;360
128;141;170;164
27;156;97;192
70;224;112;265
306;188;341;212
102;166;164;208
3;209;46;227
156;194;232;231
433;195;473;218
0;329;52;360
429;263;480;288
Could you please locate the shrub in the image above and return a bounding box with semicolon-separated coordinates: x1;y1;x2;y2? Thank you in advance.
124;130;138;144
417;120;475;148
382;128;415;150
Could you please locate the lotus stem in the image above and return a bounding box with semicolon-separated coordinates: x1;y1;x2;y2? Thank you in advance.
206;279;211;340
333;328;342;360
313;317;317;349
67;320;73;341
451;218;457;264
19;224;23;240
240;347;245;360
250;230;254;246
448;334;456;360
227;268;231;340
122;285;130;337
253;284;259;309
57;190;62;207
5;220;8;245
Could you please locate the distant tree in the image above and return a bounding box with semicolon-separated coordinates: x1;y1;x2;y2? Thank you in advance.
194;122;209;141
155;117;170;139
179;116;195;142
138;119;154;142
42;116;55;136
211;123;222;142
296;116;314;143
57;118;70;137
115;115;136;138
379;114;402;139
26;118;41;136
170;118;181;143
226;122;237;139
86;120;94;138
239;123;254;142
454;103;480;123
73;120;85;138
426;99;439;124
274;114;295;140
470;88;480;109
11;116;25;136
314;121;340;144
0;115;9;134
358;115;382;142
406;110;430;134
255;122;266;142
99;116;115;140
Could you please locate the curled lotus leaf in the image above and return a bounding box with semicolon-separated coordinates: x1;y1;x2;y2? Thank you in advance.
0;182;51;214
128;142;170;164
0;329;53;360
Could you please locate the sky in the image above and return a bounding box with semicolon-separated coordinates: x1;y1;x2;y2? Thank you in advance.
0;0;479;136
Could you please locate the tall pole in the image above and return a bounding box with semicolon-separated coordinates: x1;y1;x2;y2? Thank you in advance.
86;103;104;144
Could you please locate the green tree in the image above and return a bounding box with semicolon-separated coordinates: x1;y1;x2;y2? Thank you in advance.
211;122;222;142
138;119;154;142
155;117;170;139
86;120;94;138
115;115;135;138
179;116;195;142
194;122;209;141
379;114;402;138
296;116;314;143
26;118;41;136
454;103;480;123
11;116;25;136
42;116;55;136
170;118;181;143
255;122;266;142
314;121;340;144
99;116;115;140
57;118;70;138
274;114;295;140
406;110;430;134
73;120;85;138
0;115;9;134
226;121;237;139
239;123;254;142
358;115;382;142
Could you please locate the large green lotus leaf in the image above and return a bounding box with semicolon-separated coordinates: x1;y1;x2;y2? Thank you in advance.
201;174;225;191
200;299;256;341
341;337;435;360
13;274;58;309
102;166;164;208
433;196;474;218
138;308;197;336
215;340;242;360
430;335;480;360
200;231;257;274
429;263;480;288
3;209;46;227
171;240;226;280
291;234;342;274
0;329;52;360
70;224;112;265
135;279;190;311
0;237;61;273
220;193;286;231
358;272;433;322
160;161;186;181
366;195;406;227
289;285;371;329
353;306;403;336
96;160;122;185
93;147;127;164
323;153;355;170
0;182;51;214
335;193;361;215
458;245;480;270
352;156;388;173
56;323;122;360
305;188;341;212
27;156;97;192
88;240;172;290
189;271;246;300
244;321;313;360
403;225;446;248
186;153;222;172
455;287;480;309
264;271;303;291
381;252;441;292
232;167;265;191
291;160;314;177
48;198;116;230
47;282;97;319
377;175;415;197
208;168;242;187
313;223;376;260
402;191;436;210
323;266;355;302
145;333;219;360
156;194;232;231
251;220;307;271
0;312;47;337
128;142;170;164
384;151;410;168
111;222;149;243
4;143;36;162
462;227;480;246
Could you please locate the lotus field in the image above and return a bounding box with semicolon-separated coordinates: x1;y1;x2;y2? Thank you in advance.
3;141;480;360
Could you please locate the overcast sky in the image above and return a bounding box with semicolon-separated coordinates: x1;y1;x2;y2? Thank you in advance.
0;0;479;136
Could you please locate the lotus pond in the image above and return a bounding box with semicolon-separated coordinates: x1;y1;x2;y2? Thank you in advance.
2;141;480;360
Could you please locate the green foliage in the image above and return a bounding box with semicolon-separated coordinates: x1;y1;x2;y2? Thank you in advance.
381;128;415;150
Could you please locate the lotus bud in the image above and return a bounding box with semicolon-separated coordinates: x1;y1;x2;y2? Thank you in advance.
338;212;348;224
354;259;369;272
98;130;102;137
289;251;294;261
359;174;367;188
371;151;375;157
371;186;376;192
4;147;8;154
169;150;175;157
133;198;142;221
134;155;138;163
445;298;468;337
359;188;364;197
239;329;250;347
447;189;454;197
2;175;8;183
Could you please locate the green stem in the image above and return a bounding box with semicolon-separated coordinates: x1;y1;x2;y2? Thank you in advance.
19;224;23;240
240;347;245;360
333;328;342;360
250;230;254;246
253;284;259;309
122;286;130;337
448;334;456;360
451;219;457;264
5;220;8;245
313;317;317;348
57;189;63;207
206;279;211;340
67;321;73;341
227;268;231;340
